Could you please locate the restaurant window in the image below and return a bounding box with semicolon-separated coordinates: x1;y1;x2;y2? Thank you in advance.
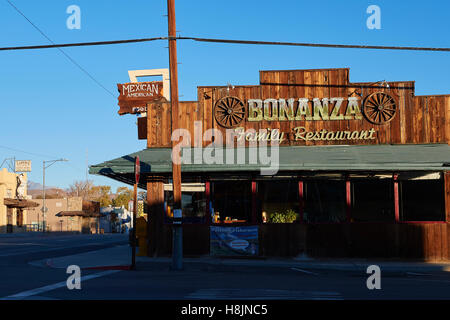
165;187;207;224
400;179;445;222
304;180;346;223
211;181;251;224
258;180;299;223
352;180;395;222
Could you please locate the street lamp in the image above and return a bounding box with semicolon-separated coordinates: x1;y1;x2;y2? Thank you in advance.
42;158;68;232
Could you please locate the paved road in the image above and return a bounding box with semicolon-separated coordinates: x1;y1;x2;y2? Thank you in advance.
0;234;449;300
34;261;450;300
0;233;127;299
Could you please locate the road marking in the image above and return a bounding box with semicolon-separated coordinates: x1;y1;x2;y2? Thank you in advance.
406;272;431;276
291;267;319;276
1;270;120;300
186;288;342;300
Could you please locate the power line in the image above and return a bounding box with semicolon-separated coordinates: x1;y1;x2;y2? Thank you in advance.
1;36;450;53
0;145;60;159
5;0;116;98
0;37;167;51
186;37;450;52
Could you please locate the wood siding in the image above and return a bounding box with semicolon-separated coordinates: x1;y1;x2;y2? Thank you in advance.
143;68;450;260
144;68;450;147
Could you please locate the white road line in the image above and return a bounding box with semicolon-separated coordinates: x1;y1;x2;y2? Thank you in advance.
185;288;342;300
291;267;319;276
406;272;431;276
1;270;120;300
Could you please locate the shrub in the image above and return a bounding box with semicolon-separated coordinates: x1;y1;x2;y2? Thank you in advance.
268;209;298;223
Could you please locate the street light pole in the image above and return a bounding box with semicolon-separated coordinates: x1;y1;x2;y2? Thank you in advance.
42;158;68;233
42;160;45;232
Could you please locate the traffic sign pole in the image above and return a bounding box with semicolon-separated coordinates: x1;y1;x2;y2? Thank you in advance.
131;156;140;270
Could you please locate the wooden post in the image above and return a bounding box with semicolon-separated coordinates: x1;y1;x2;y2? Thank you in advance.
298;180;304;223
147;178;165;257
394;174;400;222
168;0;183;270
346;178;351;222
445;172;450;223
251;181;257;223
205;181;211;224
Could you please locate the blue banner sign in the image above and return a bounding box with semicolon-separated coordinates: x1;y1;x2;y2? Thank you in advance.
210;226;258;256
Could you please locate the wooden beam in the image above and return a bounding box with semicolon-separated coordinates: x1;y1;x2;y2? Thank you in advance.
168;0;181;212
251;181;257;223
445;172;450;222
205;181;211;224
346;178;351;222
394;174;400;222
298;180;304;223
167;0;183;270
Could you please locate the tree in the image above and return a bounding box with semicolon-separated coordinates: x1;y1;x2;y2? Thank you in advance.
113;187;133;208
90;185;112;207
67;180;94;200
67;180;113;207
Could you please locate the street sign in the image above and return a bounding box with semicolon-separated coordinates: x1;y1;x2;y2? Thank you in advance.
15;160;31;172
117;81;164;115
135;156;140;184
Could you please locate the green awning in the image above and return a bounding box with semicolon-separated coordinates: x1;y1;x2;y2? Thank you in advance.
89;144;450;187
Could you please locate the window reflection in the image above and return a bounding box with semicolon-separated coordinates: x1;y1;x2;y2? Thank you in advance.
165;191;206;224
304;180;346;223
212;181;251;223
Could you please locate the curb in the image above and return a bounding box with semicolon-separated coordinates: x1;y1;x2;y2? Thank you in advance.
134;257;450;273
83;265;132;271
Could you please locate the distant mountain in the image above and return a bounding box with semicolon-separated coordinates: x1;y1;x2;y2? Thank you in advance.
27;181;55;190
28;188;68;199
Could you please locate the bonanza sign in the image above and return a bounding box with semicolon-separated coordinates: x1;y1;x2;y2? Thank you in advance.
214;93;397;143
117;81;164;115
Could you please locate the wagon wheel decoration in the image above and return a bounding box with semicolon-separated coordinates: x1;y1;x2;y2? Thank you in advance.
214;96;246;128
362;92;397;125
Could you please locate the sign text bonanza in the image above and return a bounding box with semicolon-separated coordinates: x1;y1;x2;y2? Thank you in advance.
247;97;363;122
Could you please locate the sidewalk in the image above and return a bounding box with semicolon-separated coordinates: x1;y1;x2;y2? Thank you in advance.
29;244;450;274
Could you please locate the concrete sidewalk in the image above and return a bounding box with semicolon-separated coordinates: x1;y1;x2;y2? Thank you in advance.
29;244;450;274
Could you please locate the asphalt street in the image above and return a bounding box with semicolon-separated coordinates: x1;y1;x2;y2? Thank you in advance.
0;233;127;299
0;233;449;300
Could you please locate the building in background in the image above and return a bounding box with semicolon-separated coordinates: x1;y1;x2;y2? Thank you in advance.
27;198;103;233
0;168;38;233
100;205;132;234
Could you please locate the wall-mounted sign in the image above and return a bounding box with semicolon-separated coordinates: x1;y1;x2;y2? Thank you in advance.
210;226;258;256
233;127;376;143
15;160;31;172
214;92;397;128
117;81;164;115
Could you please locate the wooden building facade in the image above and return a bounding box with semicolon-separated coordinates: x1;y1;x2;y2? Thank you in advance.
91;68;450;261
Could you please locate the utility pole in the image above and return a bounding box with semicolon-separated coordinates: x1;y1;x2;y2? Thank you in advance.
167;0;183;270
42;160;45;232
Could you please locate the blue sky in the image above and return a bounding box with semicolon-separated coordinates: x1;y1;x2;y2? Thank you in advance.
1;0;449;191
